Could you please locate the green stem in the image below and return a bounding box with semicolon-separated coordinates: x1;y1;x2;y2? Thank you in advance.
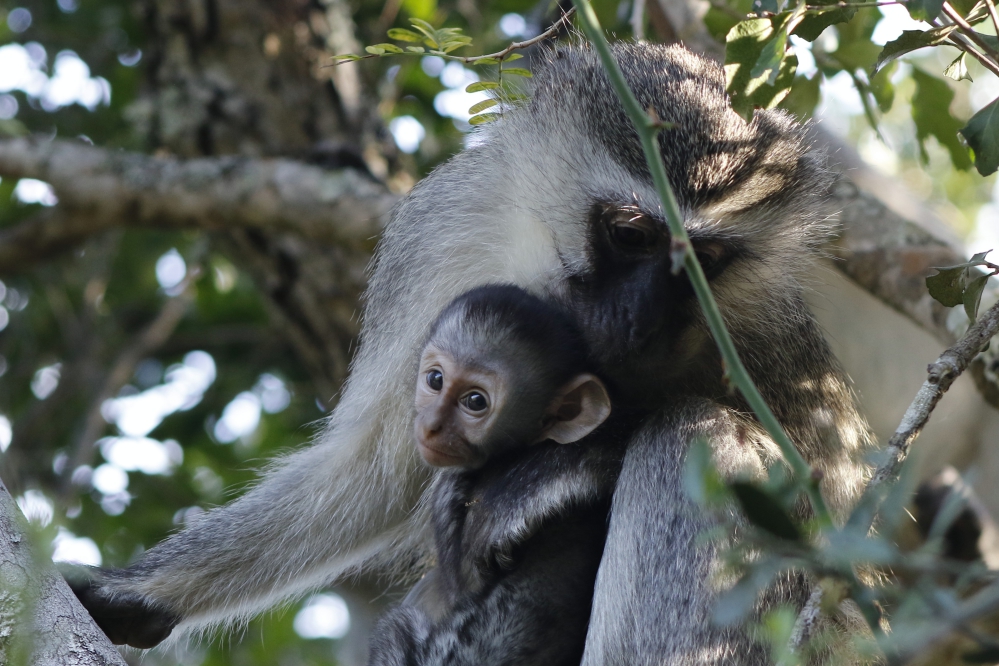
569;0;833;531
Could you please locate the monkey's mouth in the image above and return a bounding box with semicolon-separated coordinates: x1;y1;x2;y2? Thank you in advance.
417;441;469;467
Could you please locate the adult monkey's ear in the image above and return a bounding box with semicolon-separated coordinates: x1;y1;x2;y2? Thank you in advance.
539;373;612;444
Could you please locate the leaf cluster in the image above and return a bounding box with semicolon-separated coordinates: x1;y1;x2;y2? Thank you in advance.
685;438;999;663
718;0;999;175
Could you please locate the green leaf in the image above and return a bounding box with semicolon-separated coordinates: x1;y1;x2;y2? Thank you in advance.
750;4;805;86
906;0;946;21
408;18;440;47
365;45;387;55
468;112;500;125
406;46;426;53
705;5;746;42
971;250;992;264
872;26;956;76
369;43;404;54
944;52;973;82
871;60;897;113
468;98;498;114
750;26;790;86
927;266;971;307
465;81;499;93
730;481;802;541
332;54;363;62
725;17;798;121
960;97;999;175
912;67;973;170
409;18;437;33
442;42;469;53
793;0;856;41
501;67;533;77
779;74;821;119
964;273;990;321
387;28;424;43
504;53;523;61
471;58;500;66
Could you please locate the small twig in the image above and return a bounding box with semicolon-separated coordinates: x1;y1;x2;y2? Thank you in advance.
933;13;999;78
943;2;999;62
755;0;907;17
987;0;999;38
57;268;201;500
943;28;999;78
458;7;576;63
789;585;824;650
867;297;999;500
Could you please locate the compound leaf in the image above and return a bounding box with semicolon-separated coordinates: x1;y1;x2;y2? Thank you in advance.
502;67;533;77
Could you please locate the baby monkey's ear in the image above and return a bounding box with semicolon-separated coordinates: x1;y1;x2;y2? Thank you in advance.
539;373;612;444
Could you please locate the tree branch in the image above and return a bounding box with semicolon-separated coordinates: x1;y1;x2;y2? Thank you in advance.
869;299;999;491
0;137;398;264
58;269;199;500
0;478;126;665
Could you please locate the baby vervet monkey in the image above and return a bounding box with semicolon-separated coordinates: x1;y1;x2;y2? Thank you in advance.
368;285;628;666
413;284;613;470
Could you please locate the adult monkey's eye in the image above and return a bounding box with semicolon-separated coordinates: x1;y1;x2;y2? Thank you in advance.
426;370;443;391
693;241;727;275
607;209;658;252
461;392;488;412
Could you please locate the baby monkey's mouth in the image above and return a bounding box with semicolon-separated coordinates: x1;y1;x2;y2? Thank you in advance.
417;439;475;468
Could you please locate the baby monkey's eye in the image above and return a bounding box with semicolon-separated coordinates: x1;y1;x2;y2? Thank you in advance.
426;370;443;391
461;392;488;412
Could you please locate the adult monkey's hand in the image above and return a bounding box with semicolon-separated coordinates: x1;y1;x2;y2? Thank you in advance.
64;566;179;649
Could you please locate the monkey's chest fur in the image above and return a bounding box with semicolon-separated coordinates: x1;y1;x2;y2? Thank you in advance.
409;440;624;665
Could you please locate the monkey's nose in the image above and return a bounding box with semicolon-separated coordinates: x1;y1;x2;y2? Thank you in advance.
415;414;443;441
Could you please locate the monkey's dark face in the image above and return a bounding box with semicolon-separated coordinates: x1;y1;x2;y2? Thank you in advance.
568;203;736;403
414;345;527;469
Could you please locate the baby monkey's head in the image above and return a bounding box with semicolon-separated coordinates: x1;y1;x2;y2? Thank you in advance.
414;285;611;469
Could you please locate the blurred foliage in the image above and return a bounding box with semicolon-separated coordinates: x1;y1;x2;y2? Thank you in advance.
3;0;999;663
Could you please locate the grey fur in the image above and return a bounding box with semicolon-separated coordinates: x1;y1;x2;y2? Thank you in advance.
77;42;870;663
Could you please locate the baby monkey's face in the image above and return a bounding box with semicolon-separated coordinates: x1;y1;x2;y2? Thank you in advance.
413;344;513;469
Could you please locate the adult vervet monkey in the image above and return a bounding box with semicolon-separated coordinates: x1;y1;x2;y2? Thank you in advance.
71;42;871;663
